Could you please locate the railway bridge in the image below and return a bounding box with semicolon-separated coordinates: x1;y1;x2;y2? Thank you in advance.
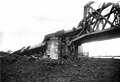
13;2;120;59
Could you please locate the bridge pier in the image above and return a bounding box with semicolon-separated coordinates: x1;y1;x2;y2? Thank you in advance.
75;45;79;57
69;43;79;58
45;37;61;59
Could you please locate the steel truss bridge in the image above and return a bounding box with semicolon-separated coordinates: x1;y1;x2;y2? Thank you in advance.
13;2;120;58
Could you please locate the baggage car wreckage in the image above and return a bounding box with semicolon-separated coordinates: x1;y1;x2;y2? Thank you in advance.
13;1;120;59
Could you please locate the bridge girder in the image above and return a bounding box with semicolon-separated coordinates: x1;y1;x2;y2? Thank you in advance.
70;2;120;46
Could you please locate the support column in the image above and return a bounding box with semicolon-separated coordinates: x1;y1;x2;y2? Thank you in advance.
75;45;78;57
78;45;84;57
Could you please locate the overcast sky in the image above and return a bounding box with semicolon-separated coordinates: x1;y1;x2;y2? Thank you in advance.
0;0;120;56
0;0;88;51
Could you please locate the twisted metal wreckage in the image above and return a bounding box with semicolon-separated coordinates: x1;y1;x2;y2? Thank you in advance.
13;1;120;59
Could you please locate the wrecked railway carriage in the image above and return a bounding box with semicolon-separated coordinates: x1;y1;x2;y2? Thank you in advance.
13;1;120;59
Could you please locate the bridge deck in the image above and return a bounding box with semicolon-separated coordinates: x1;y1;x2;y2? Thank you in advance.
71;26;120;45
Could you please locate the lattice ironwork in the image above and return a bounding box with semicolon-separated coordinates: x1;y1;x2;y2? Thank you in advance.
76;1;120;38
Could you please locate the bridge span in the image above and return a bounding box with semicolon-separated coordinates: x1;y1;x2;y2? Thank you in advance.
13;2;120;59
71;26;120;45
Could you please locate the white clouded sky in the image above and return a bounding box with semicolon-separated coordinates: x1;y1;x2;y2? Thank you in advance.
0;0;85;51
82;38;120;56
0;0;120;57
